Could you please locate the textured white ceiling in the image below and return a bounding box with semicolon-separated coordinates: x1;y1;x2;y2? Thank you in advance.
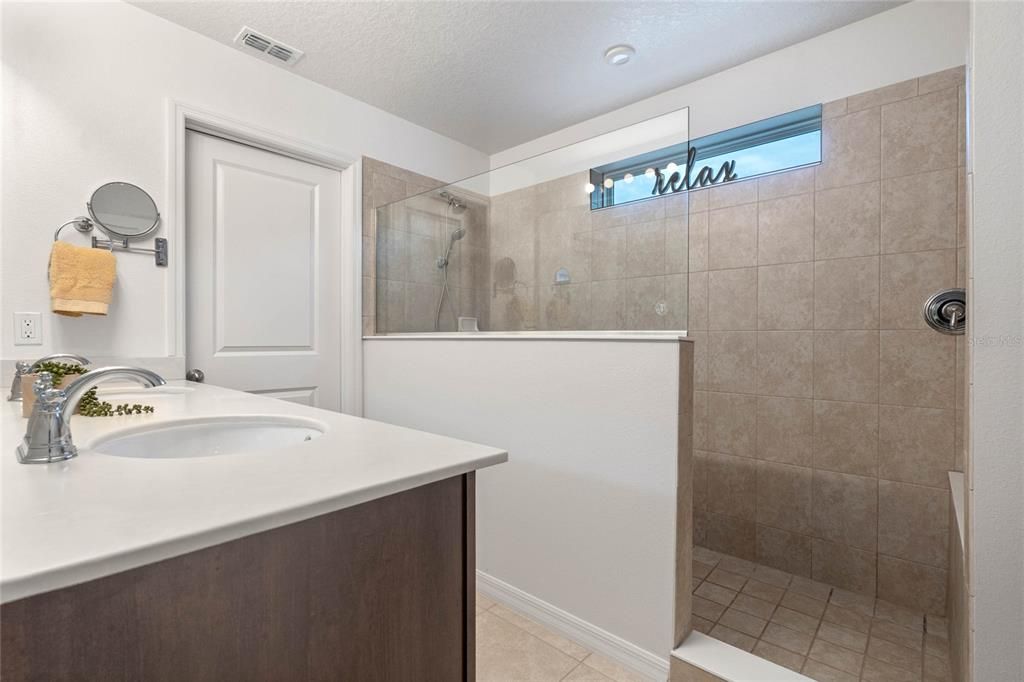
131;1;903;153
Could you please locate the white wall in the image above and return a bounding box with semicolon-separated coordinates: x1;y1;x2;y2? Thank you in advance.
0;1;488;364
967;1;1024;679
364;337;681;674
491;0;969;167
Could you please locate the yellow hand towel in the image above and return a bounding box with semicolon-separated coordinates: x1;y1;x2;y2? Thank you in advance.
49;241;117;316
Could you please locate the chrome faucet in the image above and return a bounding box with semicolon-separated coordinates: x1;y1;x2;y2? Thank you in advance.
16;366;165;464
7;353;91;401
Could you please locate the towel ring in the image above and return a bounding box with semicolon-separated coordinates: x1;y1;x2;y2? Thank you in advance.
53;217;94;242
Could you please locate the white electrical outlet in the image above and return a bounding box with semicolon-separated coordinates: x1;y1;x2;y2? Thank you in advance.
14;312;42;346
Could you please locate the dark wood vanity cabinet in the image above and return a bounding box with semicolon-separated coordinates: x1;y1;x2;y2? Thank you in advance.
1;473;476;681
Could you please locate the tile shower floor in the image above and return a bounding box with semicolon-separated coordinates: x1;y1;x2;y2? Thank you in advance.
475;592;650;681
692;546;952;681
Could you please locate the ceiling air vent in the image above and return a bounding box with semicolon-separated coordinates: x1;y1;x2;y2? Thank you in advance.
233;26;304;66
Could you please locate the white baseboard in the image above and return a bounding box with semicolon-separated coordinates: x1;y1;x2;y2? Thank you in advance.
476;570;670;681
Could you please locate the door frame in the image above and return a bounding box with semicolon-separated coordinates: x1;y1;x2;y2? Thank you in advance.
166;100;363;415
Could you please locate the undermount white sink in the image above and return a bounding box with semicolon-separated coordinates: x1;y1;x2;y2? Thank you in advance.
90;416;326;459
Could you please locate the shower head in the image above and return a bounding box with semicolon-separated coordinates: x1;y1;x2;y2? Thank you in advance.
449;227;467;243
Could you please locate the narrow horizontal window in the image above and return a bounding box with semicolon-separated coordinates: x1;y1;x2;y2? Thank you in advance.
589;104;822;209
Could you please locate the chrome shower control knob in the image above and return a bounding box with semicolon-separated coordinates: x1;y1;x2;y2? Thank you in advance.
186;368;205;383
923;288;966;335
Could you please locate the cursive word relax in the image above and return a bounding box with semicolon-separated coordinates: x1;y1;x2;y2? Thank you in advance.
651;146;738;196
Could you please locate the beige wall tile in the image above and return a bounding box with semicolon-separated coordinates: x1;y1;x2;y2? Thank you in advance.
757;331;814;398
693;390;709;450
591;227;626;280
709;204;758;270
706;452;758;521
758;263;814;330
812;470;878;551
881;88;958;178
539;283;591;331
756;461;813;534
687;272;709;331
881;168;957;253
878;405;955;488
814;182;881;260
591;279;625;329
814;256;880;329
708;268;757;330
694;451;709;511
707;331;757;393
757;193;814;265
625;221;666;277
816;108;881;191
757;167;815;201
709;178;758;209
757;396;813;467
813;400;878;477
756;524;813;577
706;391;757;456
690;332;708;390
689;211;709;272
917;66;965;95
847;78;918;112
690;188;710;212
812;538;877;595
879;250;957;329
705;511;757;561
666;215;689;274
813;331;880;403
624;275;666;329
878;330;955;408
877;556;948;615
878;480;949;568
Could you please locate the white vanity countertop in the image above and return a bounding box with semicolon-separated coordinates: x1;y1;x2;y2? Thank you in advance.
1;381;507;603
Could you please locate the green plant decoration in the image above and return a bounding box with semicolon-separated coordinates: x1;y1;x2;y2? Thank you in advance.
33;362;156;417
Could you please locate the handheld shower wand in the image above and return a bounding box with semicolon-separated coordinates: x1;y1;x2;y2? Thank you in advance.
434;193;467;331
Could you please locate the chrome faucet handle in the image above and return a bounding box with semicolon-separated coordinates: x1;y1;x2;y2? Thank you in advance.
7;361;32;401
16;366;164;464
8;354;90;401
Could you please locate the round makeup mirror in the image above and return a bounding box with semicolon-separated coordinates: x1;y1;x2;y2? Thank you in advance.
87;182;160;241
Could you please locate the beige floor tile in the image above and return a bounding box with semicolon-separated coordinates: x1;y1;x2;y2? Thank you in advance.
823;603;871;634
694;581;737;606
477;591;497;610
924;653;953;681
692;615;715;634
771;606;821;636
578;653;650;682
719;607;768;638
874;600;924;631
871;618;924;651
816;621;868;653
752;564;793;588
562;662;615;681
742;578;786;604
780;590;827;618
802;658;859;682
924;634;950;658
692;595;727;621
829;588;875;616
761;622;813;655
489;604;590;660
706;567;748;591
693;560;714;580
476;611;580;681
867;636;922;674
861;656;921;681
808;638;864;675
753;640;805;672
718;555;758;577
693;546;723;565
710;624;757;652
788;575;833;601
731;592;777;620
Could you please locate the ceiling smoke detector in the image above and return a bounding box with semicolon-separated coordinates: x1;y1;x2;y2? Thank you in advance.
603;44;635;66
233;26;304;66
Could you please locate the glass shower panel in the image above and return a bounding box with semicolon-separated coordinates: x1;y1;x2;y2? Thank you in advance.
374;106;689;333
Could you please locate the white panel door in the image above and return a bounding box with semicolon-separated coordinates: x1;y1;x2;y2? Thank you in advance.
186;131;342;410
